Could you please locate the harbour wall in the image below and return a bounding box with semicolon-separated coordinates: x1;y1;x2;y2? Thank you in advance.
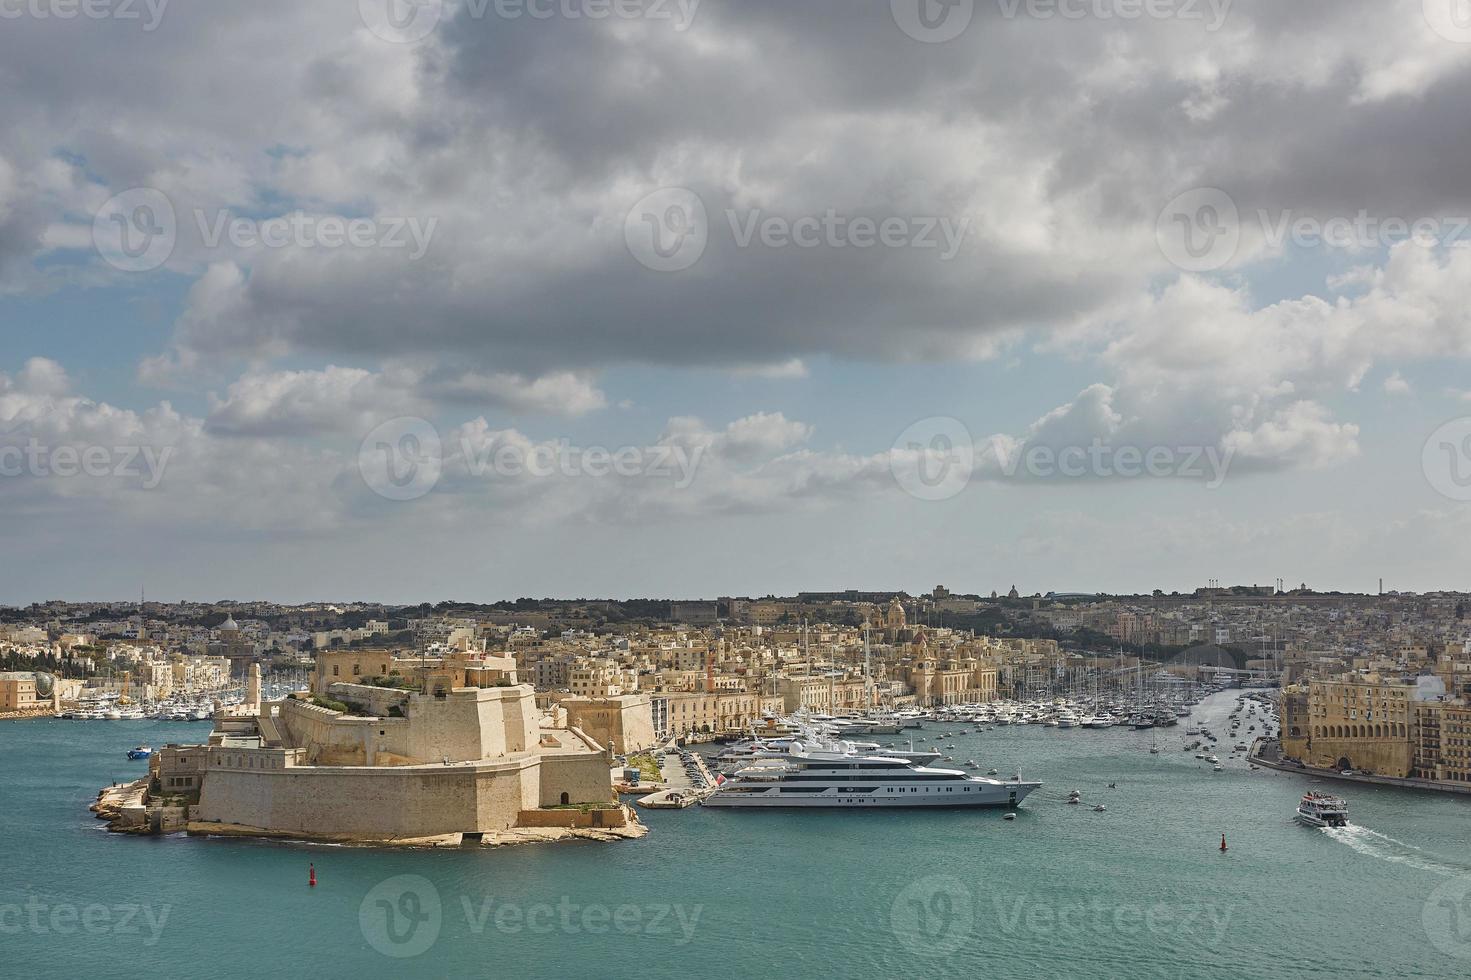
1249;739;1471;797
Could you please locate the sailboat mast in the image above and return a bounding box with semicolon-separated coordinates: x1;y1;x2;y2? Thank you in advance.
863;623;872;708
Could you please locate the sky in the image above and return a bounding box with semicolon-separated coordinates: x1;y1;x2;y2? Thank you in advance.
5;0;1471;603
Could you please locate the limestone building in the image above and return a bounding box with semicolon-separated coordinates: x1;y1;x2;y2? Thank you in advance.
171;661;618;843
0;672;38;712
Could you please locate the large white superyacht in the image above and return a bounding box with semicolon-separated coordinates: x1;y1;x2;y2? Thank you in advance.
702;739;1041;809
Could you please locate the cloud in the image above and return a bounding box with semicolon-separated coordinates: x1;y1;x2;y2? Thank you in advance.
0;0;1453;382
730;358;810;380
206;365;422;437
423;369;608;416
4;360;903;534
1382;371;1411;395
1220;401;1361;471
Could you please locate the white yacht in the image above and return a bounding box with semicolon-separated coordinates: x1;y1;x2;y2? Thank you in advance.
714;738;796;764
703;740;1041;809
1055;709;1080;729
1295;792;1349;828
716;734;941;767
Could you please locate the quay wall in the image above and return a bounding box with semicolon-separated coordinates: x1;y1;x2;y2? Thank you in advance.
1249;740;1471;797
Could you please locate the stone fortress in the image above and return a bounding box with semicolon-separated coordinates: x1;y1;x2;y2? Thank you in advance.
131;649;642;845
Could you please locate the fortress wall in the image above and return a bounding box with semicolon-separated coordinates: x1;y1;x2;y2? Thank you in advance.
563;697;655;754
195;758;540;838
278;697;411;765
325;682;411;718
537;753;615;807
475;764;540;831
405;691;493;762
499;687;539;754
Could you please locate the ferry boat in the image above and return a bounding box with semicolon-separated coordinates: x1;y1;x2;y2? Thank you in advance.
703;740;1040;809
1295;792;1349;827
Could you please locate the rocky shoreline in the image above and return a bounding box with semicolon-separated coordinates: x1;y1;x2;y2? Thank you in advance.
0;708;56;721
181;818;650;848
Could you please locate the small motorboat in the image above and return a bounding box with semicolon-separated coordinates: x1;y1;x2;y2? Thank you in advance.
1003;813;1016;821
1213;764;1225;772
1092;804;1106;812
987;768;999;776
127;745;153;760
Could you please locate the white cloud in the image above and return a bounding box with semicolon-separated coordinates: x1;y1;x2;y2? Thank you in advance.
1382;371;1411;395
206;366;421;437
426;370;608;417
730;358;809;380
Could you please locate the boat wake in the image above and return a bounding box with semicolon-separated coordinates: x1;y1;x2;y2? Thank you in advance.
1320;825;1469;876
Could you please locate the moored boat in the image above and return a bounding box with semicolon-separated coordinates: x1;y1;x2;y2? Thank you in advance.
704;739;1040;809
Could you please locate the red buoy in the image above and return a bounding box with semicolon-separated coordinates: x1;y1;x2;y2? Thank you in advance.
309;863;317;887
1219;834;1228;852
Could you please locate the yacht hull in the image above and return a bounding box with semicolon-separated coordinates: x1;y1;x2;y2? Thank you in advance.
703;782;1040;808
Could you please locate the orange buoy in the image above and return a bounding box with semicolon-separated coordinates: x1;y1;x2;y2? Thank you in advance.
309;863;317;887
1219;834;1228;852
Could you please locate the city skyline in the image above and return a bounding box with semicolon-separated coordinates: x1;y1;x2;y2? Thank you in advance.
6;2;1471;600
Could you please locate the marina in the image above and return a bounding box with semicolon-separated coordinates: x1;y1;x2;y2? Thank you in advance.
5;689;1468;978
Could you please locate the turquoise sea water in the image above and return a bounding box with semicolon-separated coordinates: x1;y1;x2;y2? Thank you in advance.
3;691;1470;979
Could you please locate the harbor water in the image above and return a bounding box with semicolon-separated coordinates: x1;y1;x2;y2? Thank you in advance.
3;691;1469;978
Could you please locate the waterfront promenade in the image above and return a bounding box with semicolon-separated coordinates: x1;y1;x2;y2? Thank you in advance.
1250;738;1471;797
